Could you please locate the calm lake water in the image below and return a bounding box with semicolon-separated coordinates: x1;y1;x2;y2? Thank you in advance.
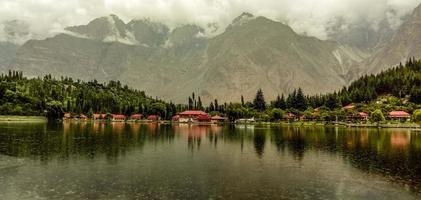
0;122;421;199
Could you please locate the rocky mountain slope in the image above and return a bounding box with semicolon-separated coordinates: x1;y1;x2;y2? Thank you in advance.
357;4;421;75
5;3;421;103
8;13;367;103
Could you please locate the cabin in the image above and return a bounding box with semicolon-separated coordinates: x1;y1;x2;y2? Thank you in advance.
78;114;88;120
358;112;369;120
130;114;142;120
388;111;411;121
197;114;211;122
178;110;210;123
283;113;296;121
112;114;126;121
235;118;255;124
172;115;180;122
147;115;159;121
211;115;226;123
63;113;71;120
93;113;107;120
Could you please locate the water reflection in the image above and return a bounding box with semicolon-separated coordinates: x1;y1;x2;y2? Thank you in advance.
1;122;421;197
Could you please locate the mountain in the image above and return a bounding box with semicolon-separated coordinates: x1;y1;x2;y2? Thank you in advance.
357;4;421;75
8;13;367;103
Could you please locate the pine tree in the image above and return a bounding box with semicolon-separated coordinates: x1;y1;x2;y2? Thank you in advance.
253;89;266;112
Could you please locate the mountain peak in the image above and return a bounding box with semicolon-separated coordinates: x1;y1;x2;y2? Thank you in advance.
232;12;255;26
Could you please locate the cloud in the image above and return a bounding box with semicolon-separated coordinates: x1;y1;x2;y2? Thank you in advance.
0;0;420;44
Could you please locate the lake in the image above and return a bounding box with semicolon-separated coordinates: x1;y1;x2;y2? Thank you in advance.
0;122;421;199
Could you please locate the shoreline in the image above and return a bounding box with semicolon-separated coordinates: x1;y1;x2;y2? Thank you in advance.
0;115;47;122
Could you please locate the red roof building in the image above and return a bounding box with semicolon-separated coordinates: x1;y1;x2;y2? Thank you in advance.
388;111;411;119
211;115;226;123
359;112;369;120
112;114;126;121
172;115;180;121
147;115;159;121
93;113;107;120
178;110;210;123
63;113;71;120
197;114;211;122
130;114;142;120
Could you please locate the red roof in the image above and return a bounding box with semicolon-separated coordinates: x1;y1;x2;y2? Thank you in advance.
211;115;225;120
147;115;159;120
179;110;208;116
112;114;126;119
172;115;180;121
197;114;211;121
389;111;410;118
131;114;142;119
359;112;368;117
343;104;355;109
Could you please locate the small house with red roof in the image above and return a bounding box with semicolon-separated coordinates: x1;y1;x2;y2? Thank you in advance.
112;114;126;121
178;110;210;123
63;113;71;120
388;111;411;121
130;114;142;120
283;113;296;121
211;115;227;123
147;115;159;121
172;115;180;122
93;113;107;120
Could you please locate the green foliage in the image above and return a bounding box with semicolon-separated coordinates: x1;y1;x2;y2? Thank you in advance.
370;109;385;124
413;109;421;122
0;71;176;119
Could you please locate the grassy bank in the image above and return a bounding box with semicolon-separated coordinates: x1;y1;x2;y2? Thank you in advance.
0;115;47;122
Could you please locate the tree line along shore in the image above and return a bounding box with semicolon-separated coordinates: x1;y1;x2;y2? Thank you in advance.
0;58;421;126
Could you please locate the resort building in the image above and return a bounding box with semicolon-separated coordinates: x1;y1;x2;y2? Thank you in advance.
130;114;142;120
388;111;411;121
112;114;126;121
93;114;107;120
63;113;71;120
178;110;210;123
147;115;159;121
211;115;227;123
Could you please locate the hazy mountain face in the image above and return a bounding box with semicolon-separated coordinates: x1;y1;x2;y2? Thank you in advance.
4;3;421;103
8;13;366;103
357;4;421;75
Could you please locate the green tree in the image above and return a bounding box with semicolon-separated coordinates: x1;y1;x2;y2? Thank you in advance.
413;109;421;123
253;89;266;112
370;109;385;126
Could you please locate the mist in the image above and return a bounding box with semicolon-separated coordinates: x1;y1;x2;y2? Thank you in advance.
1;0;420;44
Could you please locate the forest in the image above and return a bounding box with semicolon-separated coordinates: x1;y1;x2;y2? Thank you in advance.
0;58;420;121
0;72;179;119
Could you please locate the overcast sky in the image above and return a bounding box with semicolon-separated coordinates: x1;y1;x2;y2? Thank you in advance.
1;0;421;43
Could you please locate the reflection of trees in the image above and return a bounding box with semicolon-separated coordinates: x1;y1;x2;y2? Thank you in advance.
253;130;266;158
0;122;176;163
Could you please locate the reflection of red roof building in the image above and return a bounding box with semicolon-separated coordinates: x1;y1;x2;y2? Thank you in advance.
112;114;126;121
130;114;142;120
147;115;159;121
388;111;411;119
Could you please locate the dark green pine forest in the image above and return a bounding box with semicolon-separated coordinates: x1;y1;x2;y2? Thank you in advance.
0;72;178;119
